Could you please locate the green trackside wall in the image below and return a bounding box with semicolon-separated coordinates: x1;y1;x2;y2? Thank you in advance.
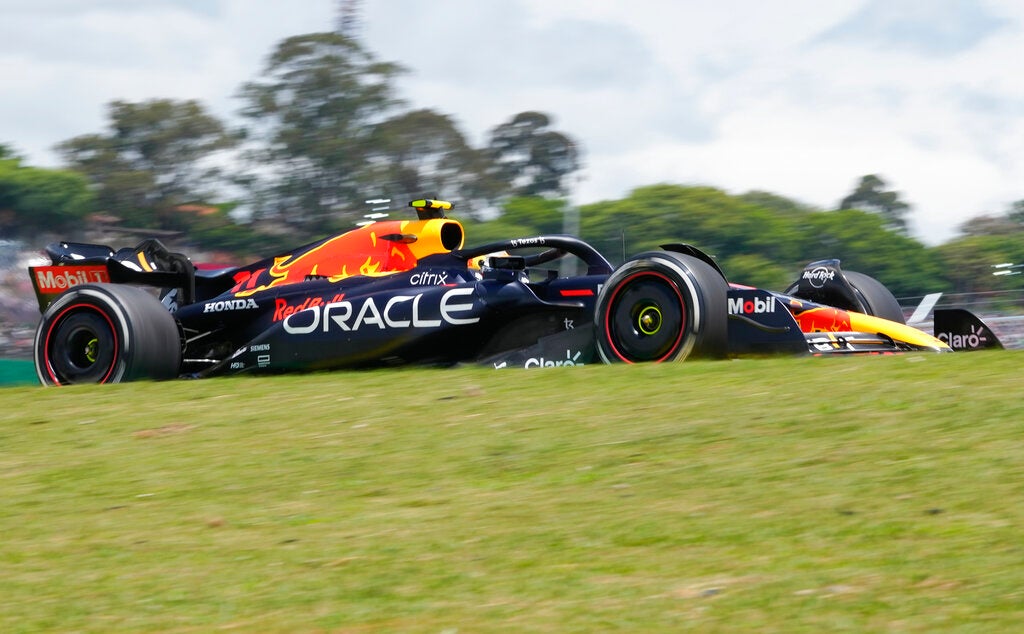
0;359;37;386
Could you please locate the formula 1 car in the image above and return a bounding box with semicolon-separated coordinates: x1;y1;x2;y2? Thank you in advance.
28;199;1001;385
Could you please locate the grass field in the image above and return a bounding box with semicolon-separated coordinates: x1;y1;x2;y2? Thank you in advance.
3;352;1023;632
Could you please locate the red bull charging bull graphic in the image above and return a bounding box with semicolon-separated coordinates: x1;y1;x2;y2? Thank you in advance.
230;219;465;296
795;306;853;333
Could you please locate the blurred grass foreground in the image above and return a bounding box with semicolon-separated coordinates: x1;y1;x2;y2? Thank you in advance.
3;353;1024;631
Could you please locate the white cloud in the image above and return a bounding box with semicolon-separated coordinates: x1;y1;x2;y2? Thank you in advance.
0;0;334;164
2;0;1023;245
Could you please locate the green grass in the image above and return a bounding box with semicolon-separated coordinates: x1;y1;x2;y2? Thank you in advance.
3;352;1024;632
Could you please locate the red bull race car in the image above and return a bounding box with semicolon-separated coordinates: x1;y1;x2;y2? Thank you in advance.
28;199;1000;385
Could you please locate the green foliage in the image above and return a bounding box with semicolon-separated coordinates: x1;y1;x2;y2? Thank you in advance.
459;217;537;245
238;32;407;230
0;143;22;161
56;99;235;229
799;209;947;296
458;197;571;246
578;184;805;268
737;190;820;217
190;221;287;259
0;153;95;236
719;253;792;290
183;208;291;260
486;111;581;198
944;200;1024;295
839;174;911;233
958;199;1024;240
460;185;949;296
936;233;1024;294
1008;200;1024;225
31;34;578;249
959;213;1018;237
236;33;580;229
499;196;569;235
363;109;506;217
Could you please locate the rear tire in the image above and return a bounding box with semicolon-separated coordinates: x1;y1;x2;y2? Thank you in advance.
595;251;728;363
34;284;182;385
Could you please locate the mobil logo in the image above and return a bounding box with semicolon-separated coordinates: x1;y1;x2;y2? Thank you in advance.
728;294;777;315
34;265;110;292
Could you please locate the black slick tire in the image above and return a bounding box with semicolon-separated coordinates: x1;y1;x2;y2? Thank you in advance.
595;251;728;363
34;284;182;385
843;271;906;324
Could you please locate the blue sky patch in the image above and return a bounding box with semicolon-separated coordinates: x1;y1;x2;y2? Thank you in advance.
817;0;1011;56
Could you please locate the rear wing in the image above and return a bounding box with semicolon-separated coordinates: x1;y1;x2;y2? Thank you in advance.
29;239;195;312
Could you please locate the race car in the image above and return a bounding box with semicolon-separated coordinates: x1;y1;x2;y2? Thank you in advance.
28;198;1001;385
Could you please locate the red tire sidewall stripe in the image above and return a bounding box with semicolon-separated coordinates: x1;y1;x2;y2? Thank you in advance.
43;302;120;385
602;270;687;363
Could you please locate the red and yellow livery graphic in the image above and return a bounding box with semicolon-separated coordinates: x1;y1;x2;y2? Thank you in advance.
231;219;464;296
795;306;853;333
797;305;949;350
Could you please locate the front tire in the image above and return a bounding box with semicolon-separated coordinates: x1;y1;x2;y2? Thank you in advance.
783;269;906;324
843;271;906;324
595;251;728;363
34;284;182;385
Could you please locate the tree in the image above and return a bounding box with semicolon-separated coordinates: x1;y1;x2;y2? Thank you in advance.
839;174;911;232
801;209;946;296
577;184;805;267
56;99;235;228
936;234;1024;295
361;109;504;215
0;143;21;161
738;190;819;217
718;253;792;290
0;151;95;237
460;196;571;244
238;32;406;231
364;109;469;194
960;199;1024;237
486;111;581;199
1008;200;1024;225
959;213;1017;237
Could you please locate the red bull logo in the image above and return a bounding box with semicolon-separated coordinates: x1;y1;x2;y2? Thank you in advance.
272;294;346;322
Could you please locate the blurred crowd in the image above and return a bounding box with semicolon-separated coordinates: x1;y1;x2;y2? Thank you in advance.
0;240;45;359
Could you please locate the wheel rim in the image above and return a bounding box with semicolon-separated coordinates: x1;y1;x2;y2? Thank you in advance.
603;271;686;362
43;304;119;384
637;305;663;335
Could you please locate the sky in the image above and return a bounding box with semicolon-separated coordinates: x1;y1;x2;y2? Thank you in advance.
2;0;1023;245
